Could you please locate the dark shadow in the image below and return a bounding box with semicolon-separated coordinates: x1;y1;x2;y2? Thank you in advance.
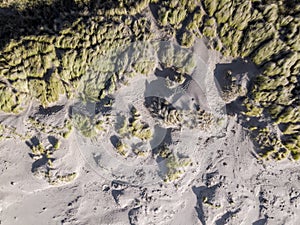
95;96;114;115
144;79;173;101
69;101;95;119
215;209;241;225
192;186;207;225
111;179;129;189
154;67;181;80
151;128;172;155
25;136;40;149
48;135;58;146
114;113;126;131
224;96;247;116
128;207;140;225
148;3;159;21
252;217;268;225
203;171;219;187
110;135;120;148
149;125;170;151
38;105;64;116
155;155;168;180
214;58;260;98
92;152;101;166
31;155;48;172
258;191;268;215
111;189;124;204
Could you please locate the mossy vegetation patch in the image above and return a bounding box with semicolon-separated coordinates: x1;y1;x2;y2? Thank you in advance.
113;106;153;157
0;0;155;112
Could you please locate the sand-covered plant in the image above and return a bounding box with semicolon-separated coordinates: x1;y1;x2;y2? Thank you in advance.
28;116;73;139
28;138;77;185
155;144;191;182
0;122;29;140
145;96;215;130
163;154;191;182
70;105;109;138
114;106;153;157
145;97;184;127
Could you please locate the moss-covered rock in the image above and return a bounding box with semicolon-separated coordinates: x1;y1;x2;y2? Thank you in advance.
163;154;191;182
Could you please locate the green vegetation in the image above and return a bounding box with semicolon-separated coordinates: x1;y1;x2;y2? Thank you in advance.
56;172;77;183
252;127;285;160
53;140;61;150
